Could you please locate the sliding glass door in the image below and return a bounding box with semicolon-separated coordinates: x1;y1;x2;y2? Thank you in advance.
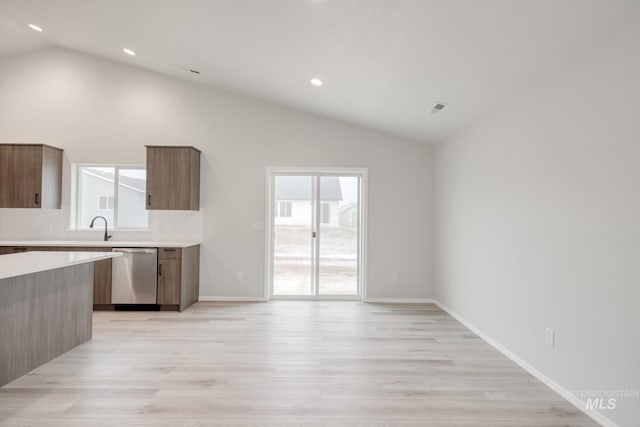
270;172;362;299
272;175;315;296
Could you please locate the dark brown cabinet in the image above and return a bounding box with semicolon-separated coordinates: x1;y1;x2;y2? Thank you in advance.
0;144;63;209
1;246;35;254
92;258;113;306
157;246;200;311
146;146;201;210
157;258;181;305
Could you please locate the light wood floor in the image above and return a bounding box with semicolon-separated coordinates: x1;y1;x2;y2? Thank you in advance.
0;302;598;426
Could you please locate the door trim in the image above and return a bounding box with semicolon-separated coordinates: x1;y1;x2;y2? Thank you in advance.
264;167;368;301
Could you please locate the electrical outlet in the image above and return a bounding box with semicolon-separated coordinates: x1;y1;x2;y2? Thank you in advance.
236;271;243;281
391;272;399;282
545;328;555;347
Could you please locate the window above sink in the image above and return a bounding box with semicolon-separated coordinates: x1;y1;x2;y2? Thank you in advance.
73;165;148;230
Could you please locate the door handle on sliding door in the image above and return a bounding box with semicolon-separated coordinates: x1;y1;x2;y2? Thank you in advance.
312;231;317;238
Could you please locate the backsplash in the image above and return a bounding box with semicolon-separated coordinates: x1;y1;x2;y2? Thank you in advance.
0;205;202;242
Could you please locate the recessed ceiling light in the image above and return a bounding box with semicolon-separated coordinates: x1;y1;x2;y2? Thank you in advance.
123;48;136;56
28;24;43;32
310;78;323;87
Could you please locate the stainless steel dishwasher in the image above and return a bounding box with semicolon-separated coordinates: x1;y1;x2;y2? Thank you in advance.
111;248;158;304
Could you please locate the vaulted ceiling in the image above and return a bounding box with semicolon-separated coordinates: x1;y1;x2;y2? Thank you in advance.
1;0;639;143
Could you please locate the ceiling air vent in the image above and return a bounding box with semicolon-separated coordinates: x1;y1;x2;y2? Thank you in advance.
430;102;448;114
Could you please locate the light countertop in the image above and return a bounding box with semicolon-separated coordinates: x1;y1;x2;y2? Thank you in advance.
0;241;201;248
0;251;121;280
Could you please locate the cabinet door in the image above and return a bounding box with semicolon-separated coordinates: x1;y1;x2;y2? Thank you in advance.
157;259;181;305
93;259;113;305
146;147;195;210
0;145;42;208
145;147;165;209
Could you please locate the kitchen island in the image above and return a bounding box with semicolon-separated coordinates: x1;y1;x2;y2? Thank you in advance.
0;251;120;387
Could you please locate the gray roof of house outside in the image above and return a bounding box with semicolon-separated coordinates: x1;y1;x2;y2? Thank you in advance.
275;176;342;201
82;168;146;192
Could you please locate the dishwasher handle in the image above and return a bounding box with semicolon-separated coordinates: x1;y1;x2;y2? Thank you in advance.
112;248;157;254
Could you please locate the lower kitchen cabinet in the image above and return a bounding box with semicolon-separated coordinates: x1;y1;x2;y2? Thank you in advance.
0;244;200;312
92;258;112;306
157;246;200;311
157;258;181;305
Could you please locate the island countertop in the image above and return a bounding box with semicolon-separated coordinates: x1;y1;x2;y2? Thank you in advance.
0;251;121;280
0;240;200;248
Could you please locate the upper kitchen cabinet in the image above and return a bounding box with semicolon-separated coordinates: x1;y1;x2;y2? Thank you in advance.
146;145;201;210
0;144;63;209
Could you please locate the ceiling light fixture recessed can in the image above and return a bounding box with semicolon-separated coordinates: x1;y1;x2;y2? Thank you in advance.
310;78;323;87
123;48;136;56
28;24;43;32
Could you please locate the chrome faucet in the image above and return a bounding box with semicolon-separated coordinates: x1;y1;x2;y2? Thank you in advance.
89;216;112;241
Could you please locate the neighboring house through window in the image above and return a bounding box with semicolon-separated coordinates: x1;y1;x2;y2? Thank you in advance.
97;195;115;211
273;175;343;226
75;165;148;229
320;202;331;224
276;201;292;217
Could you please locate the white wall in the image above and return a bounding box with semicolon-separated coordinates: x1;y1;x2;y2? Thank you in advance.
435;23;640;426
0;47;434;300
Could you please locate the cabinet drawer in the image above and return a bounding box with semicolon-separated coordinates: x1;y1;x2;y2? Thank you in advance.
158;247;181;259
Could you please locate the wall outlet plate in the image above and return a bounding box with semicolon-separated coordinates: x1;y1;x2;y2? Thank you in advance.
545;328;555;347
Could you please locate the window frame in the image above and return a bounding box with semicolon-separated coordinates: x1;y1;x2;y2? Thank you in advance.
75;164;148;230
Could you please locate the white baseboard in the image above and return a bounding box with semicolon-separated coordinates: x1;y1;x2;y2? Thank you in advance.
199;296;265;302
364;298;436;304
199;297;437;303
433;300;619;427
